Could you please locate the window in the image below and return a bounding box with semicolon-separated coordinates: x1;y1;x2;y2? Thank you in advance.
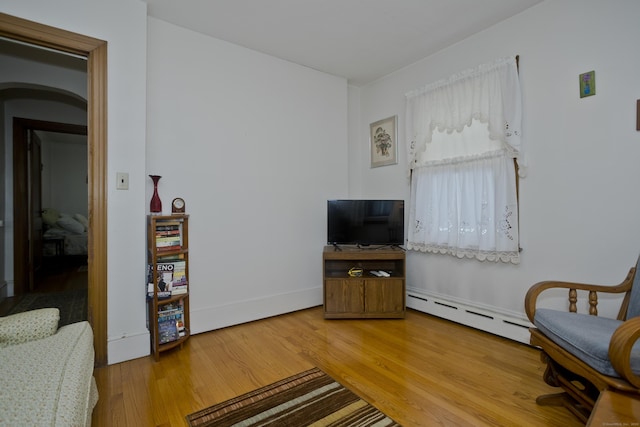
404;57;523;263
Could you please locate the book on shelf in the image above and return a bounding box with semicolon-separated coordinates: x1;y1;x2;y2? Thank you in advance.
155;218;182;225
156;235;181;249
158;303;182;317
156;237;181;248
154;220;182;230
156;235;181;243
156;243;181;250
158;302;183;318
157;245;181;253
158;253;185;261
156;243;181;251
155;227;180;234
147;260;188;299
155;229;180;237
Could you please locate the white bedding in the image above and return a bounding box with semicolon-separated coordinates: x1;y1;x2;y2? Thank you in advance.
42;209;89;256
43;228;88;256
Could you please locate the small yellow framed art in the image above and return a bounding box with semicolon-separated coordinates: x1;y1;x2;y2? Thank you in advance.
579;70;595;98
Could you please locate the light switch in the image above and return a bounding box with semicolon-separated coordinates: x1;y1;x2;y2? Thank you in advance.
116;172;129;190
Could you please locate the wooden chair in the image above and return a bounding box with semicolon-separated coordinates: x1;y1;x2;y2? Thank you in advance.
525;257;640;423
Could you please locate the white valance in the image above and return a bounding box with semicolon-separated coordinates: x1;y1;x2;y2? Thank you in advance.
405;56;523;175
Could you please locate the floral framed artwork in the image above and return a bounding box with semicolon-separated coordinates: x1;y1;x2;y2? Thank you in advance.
370;115;397;168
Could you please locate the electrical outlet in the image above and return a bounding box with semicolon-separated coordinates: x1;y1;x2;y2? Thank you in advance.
116;172;129;190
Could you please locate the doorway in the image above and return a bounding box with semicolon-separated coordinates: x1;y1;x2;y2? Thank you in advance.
0;13;108;366
13;118;88;295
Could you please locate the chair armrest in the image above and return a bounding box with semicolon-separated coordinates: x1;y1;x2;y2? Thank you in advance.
0;308;60;348
524;267;635;323
609;316;640;388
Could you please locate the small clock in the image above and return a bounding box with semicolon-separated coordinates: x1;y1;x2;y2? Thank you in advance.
171;197;185;214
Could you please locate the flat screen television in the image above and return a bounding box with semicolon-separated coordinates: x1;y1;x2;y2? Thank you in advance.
327;199;404;246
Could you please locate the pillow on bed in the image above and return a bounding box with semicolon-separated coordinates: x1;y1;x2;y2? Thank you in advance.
57;216;85;234
73;213;89;231
42;208;60;226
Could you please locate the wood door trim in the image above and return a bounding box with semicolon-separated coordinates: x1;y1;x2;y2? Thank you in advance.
1;12;108;367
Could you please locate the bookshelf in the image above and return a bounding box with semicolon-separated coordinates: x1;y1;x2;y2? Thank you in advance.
323;245;405;319
147;214;190;360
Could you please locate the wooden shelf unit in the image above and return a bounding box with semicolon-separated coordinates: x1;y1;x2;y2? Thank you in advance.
323;245;406;319
147;214;190;360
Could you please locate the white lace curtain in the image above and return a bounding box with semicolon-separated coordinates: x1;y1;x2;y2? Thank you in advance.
405;56;522;263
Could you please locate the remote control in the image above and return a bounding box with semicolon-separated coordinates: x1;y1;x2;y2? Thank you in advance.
378;271;390;277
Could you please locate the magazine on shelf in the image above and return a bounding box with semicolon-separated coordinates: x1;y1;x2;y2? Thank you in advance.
147;260;188;299
171;260;187;295
157;301;184;344
147;262;173;299
158;318;180;344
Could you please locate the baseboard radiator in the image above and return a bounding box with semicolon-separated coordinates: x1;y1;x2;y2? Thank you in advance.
406;287;533;345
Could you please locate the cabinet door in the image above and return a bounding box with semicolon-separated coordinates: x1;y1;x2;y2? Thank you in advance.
364;279;404;315
325;279;364;314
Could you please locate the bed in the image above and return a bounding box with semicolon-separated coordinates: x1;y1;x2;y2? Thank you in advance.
42;208;89;257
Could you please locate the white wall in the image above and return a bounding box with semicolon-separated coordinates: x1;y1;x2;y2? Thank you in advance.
352;0;640;329
1;0;150;363
146;18;348;334
41;135;88;215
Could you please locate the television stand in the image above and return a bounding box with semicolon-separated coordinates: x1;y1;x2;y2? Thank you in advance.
323;245;405;319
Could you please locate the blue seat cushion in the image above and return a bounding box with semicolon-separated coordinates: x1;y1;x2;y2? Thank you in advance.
534;308;640;378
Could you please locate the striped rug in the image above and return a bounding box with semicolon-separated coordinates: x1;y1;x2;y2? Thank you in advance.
186;367;401;427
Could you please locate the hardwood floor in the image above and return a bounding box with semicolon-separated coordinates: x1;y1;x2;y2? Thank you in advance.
92;307;582;427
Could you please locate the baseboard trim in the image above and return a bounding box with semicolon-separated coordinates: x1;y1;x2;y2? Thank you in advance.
110;286;534;363
106;287;322;365
406;287;533;345
107;330;151;365
190;287;323;335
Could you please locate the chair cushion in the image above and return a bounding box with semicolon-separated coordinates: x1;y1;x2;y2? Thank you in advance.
535;308;640;378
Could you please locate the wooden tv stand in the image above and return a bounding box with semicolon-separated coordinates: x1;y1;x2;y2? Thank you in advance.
323;245;406;319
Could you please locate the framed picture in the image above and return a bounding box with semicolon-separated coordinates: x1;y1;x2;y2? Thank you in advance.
579;70;596;98
370;115;397;168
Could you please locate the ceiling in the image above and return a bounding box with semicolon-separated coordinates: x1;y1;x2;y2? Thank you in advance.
145;0;542;86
